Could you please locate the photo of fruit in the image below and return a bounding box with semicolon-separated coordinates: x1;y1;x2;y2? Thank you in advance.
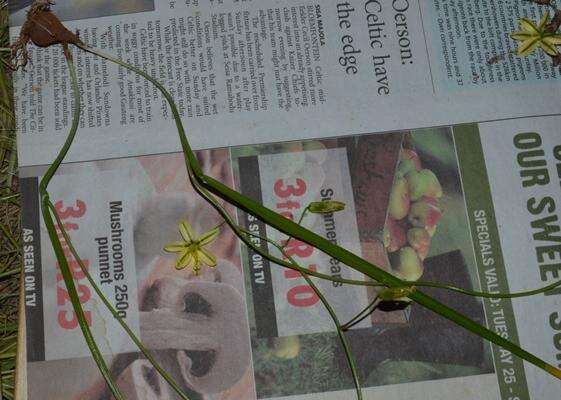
384;142;444;283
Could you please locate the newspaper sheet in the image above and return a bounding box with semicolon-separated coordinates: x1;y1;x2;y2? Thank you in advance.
10;0;561;399
10;0;561;167
19;116;561;399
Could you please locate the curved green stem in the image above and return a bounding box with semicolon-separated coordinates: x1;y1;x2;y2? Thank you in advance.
341;296;380;332
39;56;124;400
414;278;561;298
47;201;192;400
78;43;561;380
188;176;364;397
282;205;309;250
150;142;366;397
238;226;362;399
302;274;362;398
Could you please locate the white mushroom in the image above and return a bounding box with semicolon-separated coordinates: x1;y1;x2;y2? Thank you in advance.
139;277;251;394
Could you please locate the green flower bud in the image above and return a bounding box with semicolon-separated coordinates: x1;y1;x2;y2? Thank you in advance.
308;200;346;214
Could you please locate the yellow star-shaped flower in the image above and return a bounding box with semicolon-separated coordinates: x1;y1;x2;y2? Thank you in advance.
164;221;220;275
511;11;561;56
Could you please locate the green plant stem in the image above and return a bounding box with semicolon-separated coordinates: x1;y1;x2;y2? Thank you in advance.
40;70;342;400
237;226;362;399
47;201;192;400
343;277;561;302
302;274;362;399
414;279;561;298
341;296;380;331
38;54;124;400
78;43;561;380
182;182;561;306
282;205;309;250
152;146;366;397
337;273;561;345
178;157;366;397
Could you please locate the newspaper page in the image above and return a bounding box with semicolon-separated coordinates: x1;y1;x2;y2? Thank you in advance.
19;114;561;399
11;0;561;399
10;0;561;167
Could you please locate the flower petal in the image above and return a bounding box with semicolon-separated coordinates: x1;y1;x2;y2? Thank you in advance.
164;241;187;253
539;39;559;56
511;31;536;41
179;221;196;242
198;227;220;246
517;37;540;56
198;249;217;267
539;10;550;31
519;18;540;35
177;251;194;269
545;34;561;45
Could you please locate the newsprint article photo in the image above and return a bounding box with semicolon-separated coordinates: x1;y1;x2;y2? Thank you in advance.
5;0;561;400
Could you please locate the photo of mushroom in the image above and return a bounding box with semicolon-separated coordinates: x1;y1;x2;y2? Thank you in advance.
26;149;256;400
10;0;155;25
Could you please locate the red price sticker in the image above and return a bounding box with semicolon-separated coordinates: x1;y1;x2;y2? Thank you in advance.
53;199;92;330
272;178;319;308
